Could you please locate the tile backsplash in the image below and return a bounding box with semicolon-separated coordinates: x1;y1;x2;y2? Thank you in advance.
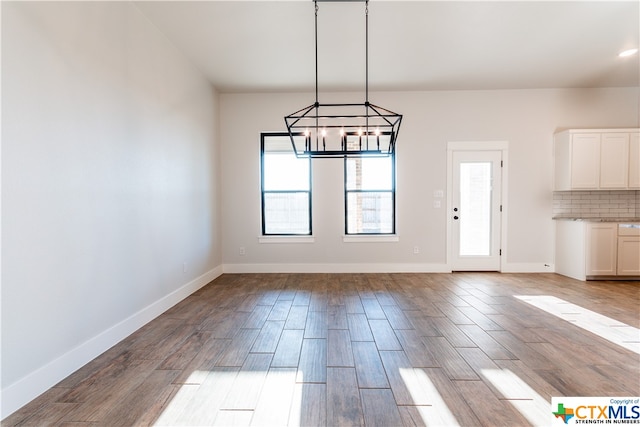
553;190;640;219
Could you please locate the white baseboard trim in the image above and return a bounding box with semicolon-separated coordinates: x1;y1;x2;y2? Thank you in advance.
501;263;555;273
1;265;223;420
222;263;452;274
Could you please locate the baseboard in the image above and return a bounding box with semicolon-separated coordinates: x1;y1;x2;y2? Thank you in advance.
0;265;223;420
222;263;452;274
501;263;555;273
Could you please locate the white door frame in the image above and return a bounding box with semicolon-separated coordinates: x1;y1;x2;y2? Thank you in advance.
446;141;509;272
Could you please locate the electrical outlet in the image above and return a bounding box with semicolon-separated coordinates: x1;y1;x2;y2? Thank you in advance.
239;247;246;256
183;262;187;273
413;246;420;254
433;200;441;208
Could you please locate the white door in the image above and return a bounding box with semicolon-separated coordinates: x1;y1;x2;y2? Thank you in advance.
450;150;503;271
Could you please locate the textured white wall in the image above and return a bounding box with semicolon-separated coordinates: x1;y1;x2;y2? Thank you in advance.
1;1;221;416
220;88;639;271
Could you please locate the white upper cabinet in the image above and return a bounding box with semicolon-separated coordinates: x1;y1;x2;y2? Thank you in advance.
629;133;640;189
600;133;629;188
554;129;640;191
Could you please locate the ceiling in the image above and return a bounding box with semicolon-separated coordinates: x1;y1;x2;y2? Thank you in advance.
134;1;640;93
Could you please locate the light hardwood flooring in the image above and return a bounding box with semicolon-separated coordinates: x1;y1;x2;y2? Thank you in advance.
4;273;639;426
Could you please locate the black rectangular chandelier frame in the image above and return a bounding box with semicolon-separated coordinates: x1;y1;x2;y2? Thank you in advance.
284;0;402;158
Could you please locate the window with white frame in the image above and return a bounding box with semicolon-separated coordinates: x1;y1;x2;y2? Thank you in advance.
261;133;311;235
344;154;395;234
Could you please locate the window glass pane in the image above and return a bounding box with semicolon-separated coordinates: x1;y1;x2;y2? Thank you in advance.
263;192;310;234
459;162;492;256
263;152;309;191
346;157;393;190
346;192;393;234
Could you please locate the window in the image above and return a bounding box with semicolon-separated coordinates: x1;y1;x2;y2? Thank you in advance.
261;133;311;235
345;154;395;234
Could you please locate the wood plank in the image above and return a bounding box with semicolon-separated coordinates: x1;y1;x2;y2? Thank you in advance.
271;329;304;368
304;310;327;339
327;329;354;367
241;304;273;329
250;320;284;353
221;353;273;410
291;383;326;427
172;338;231;384
58;359;159;422
360;389;403;427
268;299;293;321
394;329;439;368
327;304;348;330
157;330;212;371
159;367;239;426
379;350;430;405
429;316;477;348
309;291;328;312
362;298;387;320
296;339;327;383
292;289;311;306
347;313;374;342
344;294;365;314
327;368;364;427
352;341;389;388
381;305;413;330
201;310;250;338
251;368;297;426
369;319;403;351
455;380;532;427
215;329;260;367
99;369;179;426
421;336;479;380
457;324;516;360
284;304;308;330
212;410;253;426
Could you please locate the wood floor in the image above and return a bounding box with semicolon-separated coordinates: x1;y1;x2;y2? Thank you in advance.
4;273;639;426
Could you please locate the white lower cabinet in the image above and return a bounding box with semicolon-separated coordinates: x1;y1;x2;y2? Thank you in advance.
556;221;639;280
617;225;640;275
586;223;617;276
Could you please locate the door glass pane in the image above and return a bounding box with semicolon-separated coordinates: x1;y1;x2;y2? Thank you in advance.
459;162;492;256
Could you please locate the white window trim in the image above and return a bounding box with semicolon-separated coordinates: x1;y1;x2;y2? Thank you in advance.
259;235;315;244
342;234;399;243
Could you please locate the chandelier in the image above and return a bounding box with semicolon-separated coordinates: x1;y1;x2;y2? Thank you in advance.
284;0;402;158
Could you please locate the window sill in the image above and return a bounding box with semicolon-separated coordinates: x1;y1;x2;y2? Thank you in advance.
343;234;399;243
259;235;315;244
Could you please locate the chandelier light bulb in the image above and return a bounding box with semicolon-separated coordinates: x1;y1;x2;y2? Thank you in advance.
321;128;327;137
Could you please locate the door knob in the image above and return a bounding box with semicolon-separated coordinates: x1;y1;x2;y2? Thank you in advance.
454;216;459;220
453;207;458;212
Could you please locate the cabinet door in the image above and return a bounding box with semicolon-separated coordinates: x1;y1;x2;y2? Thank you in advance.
600;133;629;188
586;223;617;276
618;236;640;275
629;133;640;189
571;133;600;189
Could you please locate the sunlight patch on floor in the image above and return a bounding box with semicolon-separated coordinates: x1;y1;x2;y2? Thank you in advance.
481;368;549;427
399;368;460;426
153;368;300;426
514;295;640;354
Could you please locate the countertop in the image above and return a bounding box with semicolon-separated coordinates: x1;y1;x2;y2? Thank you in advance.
553;217;640;222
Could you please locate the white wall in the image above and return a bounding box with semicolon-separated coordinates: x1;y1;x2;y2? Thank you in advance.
1;2;221;416
220;88;639;272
